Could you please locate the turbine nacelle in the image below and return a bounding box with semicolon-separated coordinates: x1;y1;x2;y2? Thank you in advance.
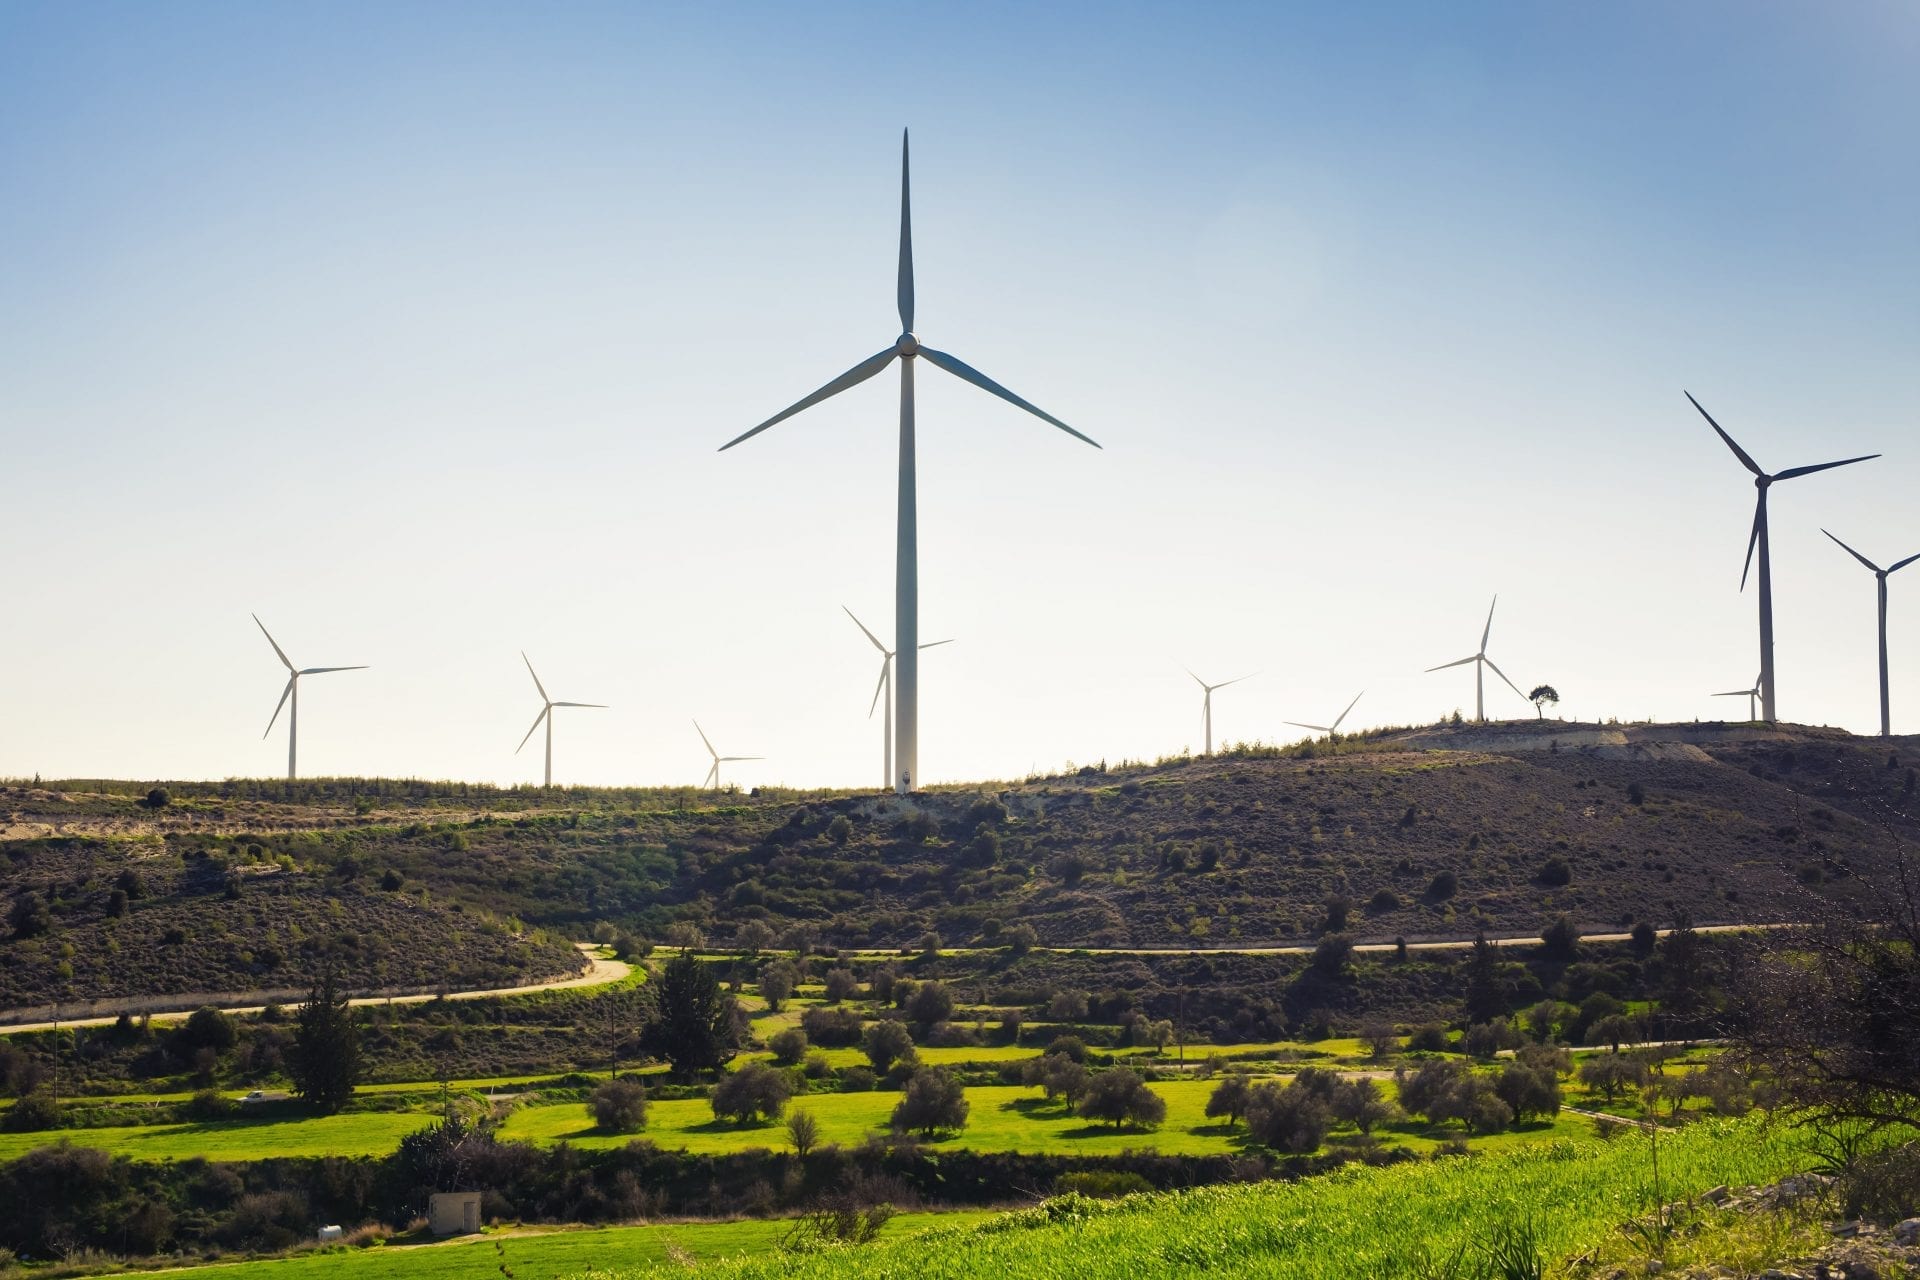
896;332;920;357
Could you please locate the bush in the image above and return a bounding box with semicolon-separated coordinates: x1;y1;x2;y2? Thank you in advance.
179;1005;238;1054
840;1067;877;1092
1425;869;1458;901
861;1020;917;1075
1075;1068;1166;1130
186;1088;236;1120
1244;1080;1331;1153
1540;914;1580;959
891;1068;970;1137
0;1089;59;1132
1056;1170;1154;1198
590;1079;649;1133
1405;1023;1450;1054
1495;1063;1561;1123
822;969;859;1003
1206;1073;1251;1127
768;1028;809;1067
1537;857;1571;887
785;1108;821;1157
904;981;954;1027
1367;888;1401;913
801;1006;863;1047
711;1063;792;1124
145;787;170;809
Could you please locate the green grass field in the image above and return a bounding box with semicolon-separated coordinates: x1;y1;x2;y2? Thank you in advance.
0;1110;433;1162
150;1212;996;1280
575;1117;1818;1280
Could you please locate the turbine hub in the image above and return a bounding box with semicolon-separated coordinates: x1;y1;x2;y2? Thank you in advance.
1756;474;1771;489
896;332;919;357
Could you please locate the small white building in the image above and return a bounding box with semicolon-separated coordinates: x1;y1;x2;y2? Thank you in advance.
316;1225;343;1243
428;1191;483;1236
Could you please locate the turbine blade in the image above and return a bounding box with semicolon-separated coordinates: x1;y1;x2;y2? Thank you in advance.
721;756;764;762
693;719;718;759
551;702;606;708
1482;656;1527;700
1481;595;1498;652
719;348;897;451
897;128;914;333
522;651;549;702
1740;497;1762;592
1283;722;1331;733
1822;529;1881;574
843;606;888;654
1186;669;1208;690
1426;656;1479;672
869;658;889;718
705;762;718;788
1887;551;1920;575
1330;690;1365;732
263;677;294;738
297;666;368;675
1774;454;1879;481
919;346;1101;448
1685;392;1763;476
253;614;294;672
917;638;954;649
1214;673;1256;690
1711;691;1753;698
516;706;550;753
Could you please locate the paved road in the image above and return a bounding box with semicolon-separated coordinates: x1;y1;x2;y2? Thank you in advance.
0;943;630;1035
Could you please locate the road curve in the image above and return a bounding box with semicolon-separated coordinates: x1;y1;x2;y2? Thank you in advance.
0;943;631;1036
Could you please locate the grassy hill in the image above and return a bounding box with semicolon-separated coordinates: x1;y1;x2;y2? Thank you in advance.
4;721;1913;1006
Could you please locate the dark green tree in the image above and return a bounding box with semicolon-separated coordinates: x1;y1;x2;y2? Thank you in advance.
641;951;740;1077
1463;933;1506;1024
890;1067;970;1137
1527;685;1559;719
291;966;359;1113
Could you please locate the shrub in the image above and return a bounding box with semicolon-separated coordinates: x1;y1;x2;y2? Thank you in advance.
785;1108;821;1156
1003;923;1038;956
890;1067;970;1137
106;889;129;918
186;1088;235;1120
1075;1068;1166;1130
1206;1073;1251;1127
1025;1052;1090;1108
801;1006;863;1047
759;961;797;1013
0;1089;58;1132
827;815;852;846
768;1028;809;1067
1244;1080;1330;1153
590;1079;649;1133
1539;914;1579;960
1537;857;1571;887
1405;1023;1450;1054
1426;870;1458;900
822;968;859;1003
1367;888;1401;914
840;1066;877;1092
145;787;170;809
1046;1034;1088;1062
711;1063;792;1124
861;1020;917;1075
1494;1063;1561;1122
180;1005;238;1054
904;981;954;1027
1055;1170;1153;1199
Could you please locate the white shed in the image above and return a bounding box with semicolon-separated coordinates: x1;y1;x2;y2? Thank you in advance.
428;1191;483;1236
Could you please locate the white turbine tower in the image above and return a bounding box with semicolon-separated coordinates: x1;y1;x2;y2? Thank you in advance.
694;720;761;792
1188;670;1253;757
1285;691;1365;739
1426;596;1525;723
1687;392;1878;723
253;614;367;781
845;607;952;791
1822;530;1920;738
515;652;606;788
1711;674;1762;723
721;131;1100;794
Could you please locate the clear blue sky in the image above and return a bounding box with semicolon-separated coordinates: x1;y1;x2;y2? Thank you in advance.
2;2;1916;787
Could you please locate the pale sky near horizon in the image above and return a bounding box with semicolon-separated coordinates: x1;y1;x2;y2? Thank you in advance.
2;2;1917;790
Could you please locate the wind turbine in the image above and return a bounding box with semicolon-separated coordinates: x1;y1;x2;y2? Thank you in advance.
1426;596;1524;723
694;720;761;792
1711;674;1762;723
1822;530;1920;738
1188;671;1253;757
253;614;367;781
515;653;606;788
721;131;1100;794
1285;690;1365;738
1687;392;1878;724
845;607;952;791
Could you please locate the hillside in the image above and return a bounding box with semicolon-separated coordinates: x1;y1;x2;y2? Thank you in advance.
3;722;1914;1006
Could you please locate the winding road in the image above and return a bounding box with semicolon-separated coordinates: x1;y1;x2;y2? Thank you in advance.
0;943;631;1035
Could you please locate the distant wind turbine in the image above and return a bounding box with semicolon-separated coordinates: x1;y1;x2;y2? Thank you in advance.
1188;671;1254;757
1426;596;1524;723
1711;674;1762;723
1822;530;1920;738
721;130;1100;794
516;653;606;788
1286;690;1365;738
1687;392;1878;724
694;720;761;792
253;614;367;781
845;607;952;791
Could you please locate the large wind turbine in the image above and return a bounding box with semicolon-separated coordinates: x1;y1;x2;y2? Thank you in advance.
1188;671;1253;757
845;607;952;791
1426;596;1524;723
1822;530;1920;738
516;653;606;788
694;720;761;792
1711;674;1762;723
253;614;367;781
1687;392;1878;724
721;131;1100;794
1285;690;1365;738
